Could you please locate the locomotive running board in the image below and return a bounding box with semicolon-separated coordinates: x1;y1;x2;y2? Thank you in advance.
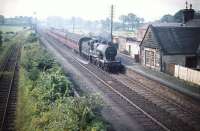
75;57;89;65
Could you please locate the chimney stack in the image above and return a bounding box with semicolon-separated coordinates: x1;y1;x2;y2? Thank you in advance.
183;1;195;23
185;1;188;9
190;4;192;9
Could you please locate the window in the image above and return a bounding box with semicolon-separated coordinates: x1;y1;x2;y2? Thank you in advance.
145;50;155;67
186;56;197;68
128;45;131;54
155;51;160;67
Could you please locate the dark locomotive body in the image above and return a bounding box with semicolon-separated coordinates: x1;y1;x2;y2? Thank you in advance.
47;28;124;73
79;37;122;72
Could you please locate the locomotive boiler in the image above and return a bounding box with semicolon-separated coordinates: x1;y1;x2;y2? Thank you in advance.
79;37;122;72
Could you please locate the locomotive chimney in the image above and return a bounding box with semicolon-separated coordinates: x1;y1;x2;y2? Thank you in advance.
183;1;195;23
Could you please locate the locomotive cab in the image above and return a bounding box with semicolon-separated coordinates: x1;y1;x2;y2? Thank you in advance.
78;37;92;55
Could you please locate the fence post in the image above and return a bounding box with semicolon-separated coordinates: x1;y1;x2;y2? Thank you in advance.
186;68;188;81
178;65;180;78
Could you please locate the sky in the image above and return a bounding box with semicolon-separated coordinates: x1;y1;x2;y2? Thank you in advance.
0;0;200;21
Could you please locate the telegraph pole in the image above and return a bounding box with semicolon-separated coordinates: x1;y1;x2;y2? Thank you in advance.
110;4;114;43
72;17;75;33
33;12;37;33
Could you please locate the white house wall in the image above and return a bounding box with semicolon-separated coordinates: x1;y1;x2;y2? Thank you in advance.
125;42;140;57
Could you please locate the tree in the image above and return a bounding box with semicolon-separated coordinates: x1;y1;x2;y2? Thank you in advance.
127;13;144;30
135;17;144;28
118;13;144;31
159;10;184;23
119;15;128;30
100;18;110;32
160;9;200;23
160;14;174;22
0;15;4;25
174;10;184;23
127;13;137;30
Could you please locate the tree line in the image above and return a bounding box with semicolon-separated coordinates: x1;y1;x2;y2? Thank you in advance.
160;9;200;23
100;13;144;31
0;15;32;26
44;13;144;34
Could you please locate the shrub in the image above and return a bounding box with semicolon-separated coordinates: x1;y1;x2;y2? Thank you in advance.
27;32;37;43
37;53;55;71
28;68;40;81
4;38;10;42
0;30;2;46
22;43;55;72
17;35;108;131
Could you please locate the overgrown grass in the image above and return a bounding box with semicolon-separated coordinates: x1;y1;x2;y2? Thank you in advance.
0;26;28;61
16;32;108;131
0;25;24;33
0;26;29;66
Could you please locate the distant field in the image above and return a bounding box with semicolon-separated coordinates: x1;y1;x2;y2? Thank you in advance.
0;25;24;33
114;31;136;37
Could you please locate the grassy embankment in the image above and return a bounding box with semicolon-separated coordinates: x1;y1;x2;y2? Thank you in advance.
0;25;24;32
0;25;26;71
16;30;108;131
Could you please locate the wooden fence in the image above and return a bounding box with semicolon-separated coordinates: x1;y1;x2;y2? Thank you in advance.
174;65;200;86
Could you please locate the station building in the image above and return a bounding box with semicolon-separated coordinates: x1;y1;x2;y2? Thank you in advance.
140;5;200;73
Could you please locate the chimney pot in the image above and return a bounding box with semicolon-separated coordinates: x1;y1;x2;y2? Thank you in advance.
183;4;195;23
190;4;192;9
185;1;188;9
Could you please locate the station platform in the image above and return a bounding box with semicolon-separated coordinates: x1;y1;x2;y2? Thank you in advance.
126;64;200;101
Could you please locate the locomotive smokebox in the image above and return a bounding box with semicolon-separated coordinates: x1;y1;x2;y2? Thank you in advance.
97;44;117;61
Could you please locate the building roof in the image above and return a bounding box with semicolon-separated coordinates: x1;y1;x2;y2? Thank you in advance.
149;25;200;55
197;44;200;55
185;19;200;27
152;22;183;27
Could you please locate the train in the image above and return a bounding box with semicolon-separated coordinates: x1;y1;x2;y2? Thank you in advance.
46;28;124;73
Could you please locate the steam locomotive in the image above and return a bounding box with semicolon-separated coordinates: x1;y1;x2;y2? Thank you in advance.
47;28;124;72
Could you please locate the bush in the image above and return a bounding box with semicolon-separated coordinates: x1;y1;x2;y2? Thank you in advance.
37;52;55;71
22;43;55;72
27;32;37;43
17;36;108;131
6;31;15;34
4;37;10;42
28;68;40;81
0;30;2;46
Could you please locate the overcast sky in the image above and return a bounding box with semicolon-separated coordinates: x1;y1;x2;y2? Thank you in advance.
0;0;200;21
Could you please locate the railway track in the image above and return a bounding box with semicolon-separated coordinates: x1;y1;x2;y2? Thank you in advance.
0;45;20;131
125;70;200;112
86;64;199;131
112;72;200;129
40;31;199;131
